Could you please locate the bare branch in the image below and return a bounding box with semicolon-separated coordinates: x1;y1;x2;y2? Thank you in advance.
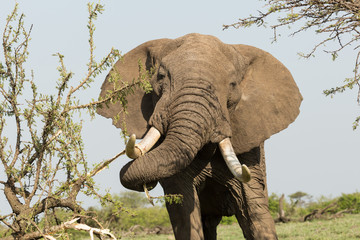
63;217;117;240
225;0;360;127
18;217;116;240
88;150;125;178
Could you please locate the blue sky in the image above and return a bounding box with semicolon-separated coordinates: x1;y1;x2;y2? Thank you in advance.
0;1;359;211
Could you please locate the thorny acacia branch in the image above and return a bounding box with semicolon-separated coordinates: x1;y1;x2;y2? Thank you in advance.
224;0;360;129
0;3;149;239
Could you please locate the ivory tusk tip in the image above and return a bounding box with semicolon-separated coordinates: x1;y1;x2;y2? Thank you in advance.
240;164;251;183
130;134;136;141
126;133;138;159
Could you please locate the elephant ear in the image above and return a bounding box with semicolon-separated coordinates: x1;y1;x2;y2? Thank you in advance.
230;45;302;154
97;38;175;138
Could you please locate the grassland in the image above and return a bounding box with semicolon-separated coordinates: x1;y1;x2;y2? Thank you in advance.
121;214;360;240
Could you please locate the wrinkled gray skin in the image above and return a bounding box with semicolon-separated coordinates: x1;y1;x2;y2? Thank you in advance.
97;34;302;240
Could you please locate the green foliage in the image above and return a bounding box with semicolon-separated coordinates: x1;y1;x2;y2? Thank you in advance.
268;193;281;218
117;191;151;209
157;194;184;205
289;191;311;208
0;3;149;239
220;215;237;225
353;116;360;130
323;77;359;99
122;214;360;240
119;207;171;231
0;224;11;238
305;195;334;212
337;192;360;214
288;191;308;200
84;192;360;238
277;214;360;240
89;192;171;235
267;192;360;221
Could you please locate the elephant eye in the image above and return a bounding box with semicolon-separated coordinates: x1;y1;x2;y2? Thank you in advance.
157;67;167;81
230;82;237;88
158;72;165;80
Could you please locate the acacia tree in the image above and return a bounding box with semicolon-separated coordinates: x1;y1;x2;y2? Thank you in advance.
224;0;360;129
0;3;151;239
288;191;311;207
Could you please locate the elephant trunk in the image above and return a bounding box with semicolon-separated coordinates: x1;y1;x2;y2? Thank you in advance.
120;80;229;191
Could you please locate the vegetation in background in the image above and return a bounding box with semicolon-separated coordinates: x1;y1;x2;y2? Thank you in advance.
216;214;360;240
222;191;360;226
86;192;171;237
117;211;360;240
224;0;360;129
268;192;360;221
0;3;151;239
338;192;360;214
136;192;360;239
1;188;359;238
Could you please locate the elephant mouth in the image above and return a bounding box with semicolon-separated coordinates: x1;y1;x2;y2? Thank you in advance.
125;126;251;183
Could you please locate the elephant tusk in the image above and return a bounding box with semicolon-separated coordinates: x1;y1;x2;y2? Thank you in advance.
219;138;251;183
125;134;142;159
125;127;161;159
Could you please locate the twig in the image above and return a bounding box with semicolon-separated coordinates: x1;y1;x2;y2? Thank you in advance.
20;217;117;240
225;0;360;108
88;150;125;177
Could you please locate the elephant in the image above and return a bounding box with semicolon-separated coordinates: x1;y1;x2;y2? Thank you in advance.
97;33;302;239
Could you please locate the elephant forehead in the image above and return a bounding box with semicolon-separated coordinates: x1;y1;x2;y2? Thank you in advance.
162;44;237;82
176;37;228;62
175;34;246;65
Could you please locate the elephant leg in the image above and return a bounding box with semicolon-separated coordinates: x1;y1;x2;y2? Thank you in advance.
235;143;278;240
201;215;222;240
161;176;204;240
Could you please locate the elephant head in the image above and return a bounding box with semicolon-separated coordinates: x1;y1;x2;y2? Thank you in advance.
97;33;302;191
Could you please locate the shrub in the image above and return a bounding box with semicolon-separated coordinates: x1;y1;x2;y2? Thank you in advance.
90;192;171;234
337;192;360;213
220;216;237;225
268;193;280;218
120;207;171;230
305;196;334;213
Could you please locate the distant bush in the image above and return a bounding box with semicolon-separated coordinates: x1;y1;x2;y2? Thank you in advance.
305;196;334;212
87;191;360;235
268;193;281;218
337;192;360;213
88;192;171;235
267;192;360;222
220;216;237;225
120;207;171;230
